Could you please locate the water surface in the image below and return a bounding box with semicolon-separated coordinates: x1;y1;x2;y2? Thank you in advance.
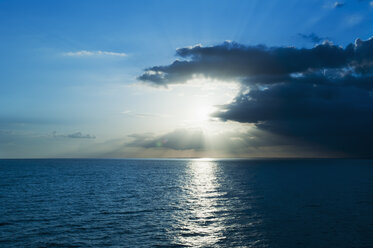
0;159;372;247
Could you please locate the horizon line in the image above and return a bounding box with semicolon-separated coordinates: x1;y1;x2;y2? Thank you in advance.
1;157;373;160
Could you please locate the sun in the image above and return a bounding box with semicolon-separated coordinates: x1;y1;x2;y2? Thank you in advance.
180;104;214;131
194;105;213;124
167;77;240;133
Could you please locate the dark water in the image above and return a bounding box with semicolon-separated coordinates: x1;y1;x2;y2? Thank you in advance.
0;159;373;247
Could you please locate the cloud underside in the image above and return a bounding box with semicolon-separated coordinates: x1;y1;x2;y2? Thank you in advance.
138;38;373;157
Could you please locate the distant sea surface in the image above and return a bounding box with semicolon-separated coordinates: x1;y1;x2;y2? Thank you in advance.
1;159;373;247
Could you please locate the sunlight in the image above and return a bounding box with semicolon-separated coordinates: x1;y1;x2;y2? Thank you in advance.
192;157;215;161
173;77;240;132
172;160;226;247
192;105;214;124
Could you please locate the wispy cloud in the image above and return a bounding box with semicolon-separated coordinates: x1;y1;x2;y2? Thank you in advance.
121;110;169;118
334;1;344;8
298;33;327;43
63;50;127;57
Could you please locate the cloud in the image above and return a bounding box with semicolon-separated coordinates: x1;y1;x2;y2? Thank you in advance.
213;81;373;156
63;50;127;57
0;130;97;158
334;1;344;8
138;41;352;86
121;110;169;118
124;127;332;158
127;129;204;150
53;131;96;139
298;33;327;43
139;37;373;157
139;38;373;87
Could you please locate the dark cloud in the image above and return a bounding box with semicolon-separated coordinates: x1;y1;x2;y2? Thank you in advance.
139;37;373;157
214;83;373;156
138;38;373;87
298;33;327;43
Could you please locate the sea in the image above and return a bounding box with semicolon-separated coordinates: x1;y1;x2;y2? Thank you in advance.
0;159;372;248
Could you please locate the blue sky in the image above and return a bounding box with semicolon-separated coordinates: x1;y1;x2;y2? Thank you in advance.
1;0;373;158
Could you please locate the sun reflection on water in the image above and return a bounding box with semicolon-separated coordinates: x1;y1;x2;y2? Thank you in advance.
172;160;227;247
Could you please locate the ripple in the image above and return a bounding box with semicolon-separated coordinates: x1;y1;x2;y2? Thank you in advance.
1;159;373;247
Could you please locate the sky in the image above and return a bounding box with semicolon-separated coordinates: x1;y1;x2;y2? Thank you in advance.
1;0;373;158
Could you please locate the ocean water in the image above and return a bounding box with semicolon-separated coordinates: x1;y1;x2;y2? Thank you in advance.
0;159;373;248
